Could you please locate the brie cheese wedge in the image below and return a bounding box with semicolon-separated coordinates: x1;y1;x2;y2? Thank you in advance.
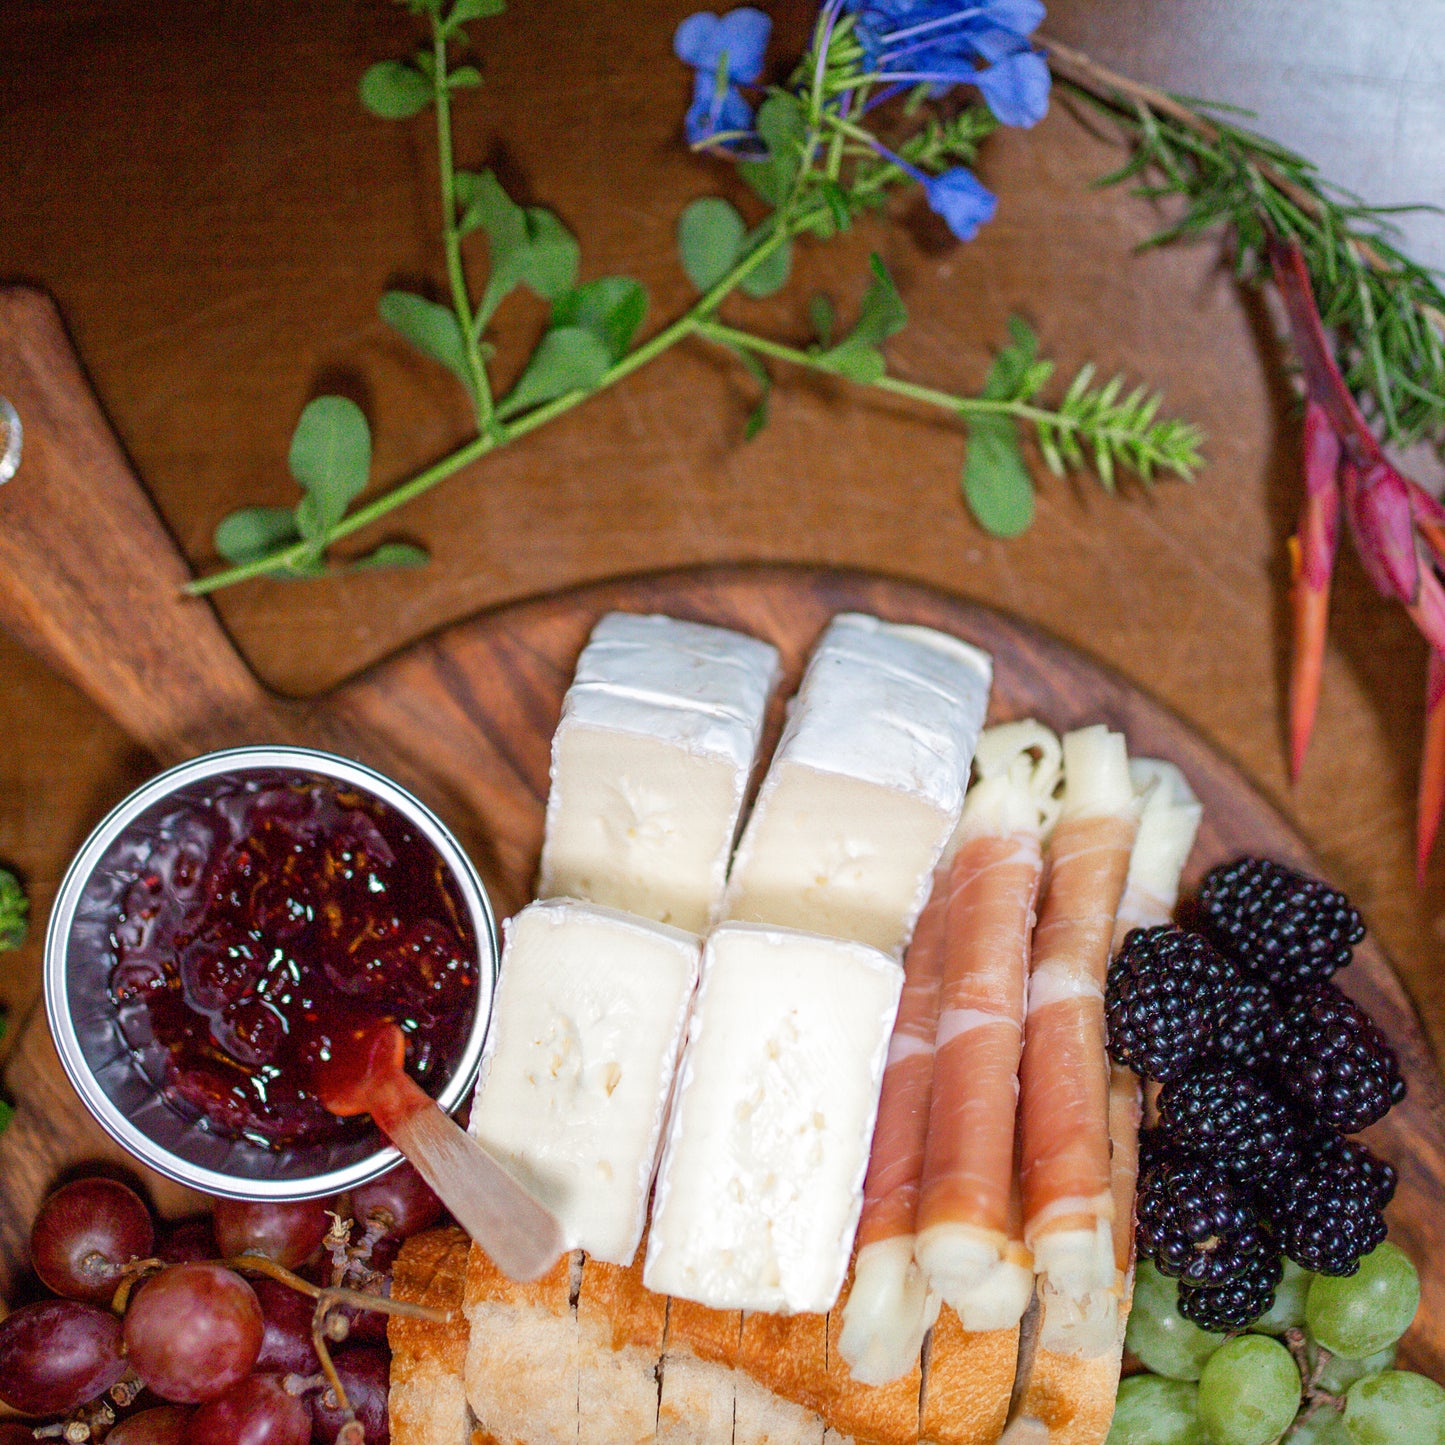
537;612;781;932
721;613;992;955
469;898;702;1266
644;922;903;1314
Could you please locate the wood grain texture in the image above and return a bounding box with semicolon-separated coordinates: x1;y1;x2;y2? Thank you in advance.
0;0;1442;1373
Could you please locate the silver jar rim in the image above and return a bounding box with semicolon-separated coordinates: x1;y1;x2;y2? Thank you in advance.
44;745;498;1201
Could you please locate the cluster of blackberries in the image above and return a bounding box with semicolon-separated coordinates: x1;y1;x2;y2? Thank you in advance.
1106;857;1403;1331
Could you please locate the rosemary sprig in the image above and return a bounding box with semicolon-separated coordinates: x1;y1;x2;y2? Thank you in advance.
1046;37;1445;449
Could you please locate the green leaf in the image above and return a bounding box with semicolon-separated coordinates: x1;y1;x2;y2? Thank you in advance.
725;345;772;440
0;1097;13;1137
467;172;580;322
808;294;834;347
552;277;647;360
348;542;430;571
444;0;505;32
288;396;372;539
497;326;613;417
678;197;747;292
852;254;907;346
738;231;792;299
0;869;27;951
736;93;806;206
517;209;580;300
359;61;432;119
379;290;475;395
823;345;886;384
214;506;302;566
962;416;1035;537
448;65;483;90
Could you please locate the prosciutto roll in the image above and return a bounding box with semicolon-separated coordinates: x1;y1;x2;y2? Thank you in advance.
914;722;1062;1330
1018;726;1138;1346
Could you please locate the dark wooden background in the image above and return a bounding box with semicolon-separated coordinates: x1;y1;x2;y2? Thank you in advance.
2;0;1444;1150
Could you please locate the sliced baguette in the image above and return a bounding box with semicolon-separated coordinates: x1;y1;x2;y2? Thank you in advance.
391;1233;1026;1445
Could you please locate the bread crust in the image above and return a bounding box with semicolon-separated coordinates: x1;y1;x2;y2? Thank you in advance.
397;1232;1024;1445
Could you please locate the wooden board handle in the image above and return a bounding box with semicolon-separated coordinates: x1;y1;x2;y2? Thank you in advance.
0;286;282;761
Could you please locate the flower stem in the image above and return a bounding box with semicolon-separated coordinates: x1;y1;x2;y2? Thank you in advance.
184;214;800;596
431;12;494;433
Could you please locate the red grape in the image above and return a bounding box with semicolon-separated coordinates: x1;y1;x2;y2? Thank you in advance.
214;1197;331;1270
105;1405;195;1444
123;1262;263;1403
190;1373;311;1445
252;1275;322;1375
157;1211;219;1263
311;1345;391;1444
29;1176;155;1305
0;1298;127;1414
351;1162;442;1244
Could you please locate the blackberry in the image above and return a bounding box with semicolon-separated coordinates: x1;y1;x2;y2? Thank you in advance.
1264;1135;1395;1276
1215;977;1285;1073
1135;1155;1275;1289
1136;1125;1177;1185
1157;1061;1307;1182
1199;857;1364;991
1176;1249;1284;1331
1106;926;1239;1083
1274;983;1406;1132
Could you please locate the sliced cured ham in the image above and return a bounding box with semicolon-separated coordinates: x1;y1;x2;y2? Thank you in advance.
1018;726;1138;1346
914;722;1061;1330
1008;760;1201;1445
837;853;950;1384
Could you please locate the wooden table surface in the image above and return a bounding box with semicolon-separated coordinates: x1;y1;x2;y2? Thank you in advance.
3;0;1445;1134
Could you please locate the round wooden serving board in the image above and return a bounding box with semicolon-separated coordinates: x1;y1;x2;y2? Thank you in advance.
1;287;1443;1375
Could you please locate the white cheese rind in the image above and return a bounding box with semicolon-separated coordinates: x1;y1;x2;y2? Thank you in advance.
468;898;701;1265
643;922;904;1314
721;613;992;954
537;612;781;932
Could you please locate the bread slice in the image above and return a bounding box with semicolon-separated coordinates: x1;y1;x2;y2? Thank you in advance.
387;1226;473;1445
397;1232;1023;1445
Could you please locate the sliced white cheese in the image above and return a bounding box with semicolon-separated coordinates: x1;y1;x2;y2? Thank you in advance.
721;613;992;955
536;611;781;932
468;899;701;1266
644;922;903;1314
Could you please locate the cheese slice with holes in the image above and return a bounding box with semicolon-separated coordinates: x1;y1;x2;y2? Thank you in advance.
643;922;903;1313
721;613;992;955
537;612;781;932
469;899;701;1266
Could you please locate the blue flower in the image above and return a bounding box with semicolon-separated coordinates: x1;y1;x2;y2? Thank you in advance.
674;7;773;83
675;7;773;148
842;0;1050;126
923;167;997;241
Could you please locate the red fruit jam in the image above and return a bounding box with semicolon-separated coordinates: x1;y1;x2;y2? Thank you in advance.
107;771;478;1148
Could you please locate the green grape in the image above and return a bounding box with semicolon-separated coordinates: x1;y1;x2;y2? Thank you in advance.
1343;1371;1445;1445
1197;1336;1302;1445
1127;1261;1228;1381
1105;1375;1207;1445
1285;1407;1352;1444
1314;1345;1396;1395
1305;1244;1419;1359
1252;1260;1314;1336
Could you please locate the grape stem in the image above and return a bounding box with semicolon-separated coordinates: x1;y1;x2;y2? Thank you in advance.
312;1296;356;1430
225;1252;452;1323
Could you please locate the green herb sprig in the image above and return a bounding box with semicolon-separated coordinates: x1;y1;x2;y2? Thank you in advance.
0;868;25;952
191;1;1201;593
1046;37;1445;449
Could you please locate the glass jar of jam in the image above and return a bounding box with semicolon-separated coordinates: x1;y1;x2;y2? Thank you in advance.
106;770;478;1149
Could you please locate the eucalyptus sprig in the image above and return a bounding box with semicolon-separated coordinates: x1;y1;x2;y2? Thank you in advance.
191;0;1202;594
1046;37;1445;449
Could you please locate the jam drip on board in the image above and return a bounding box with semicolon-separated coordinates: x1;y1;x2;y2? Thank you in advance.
107;771;477;1149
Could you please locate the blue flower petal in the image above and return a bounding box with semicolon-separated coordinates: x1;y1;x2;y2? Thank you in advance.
977;0;1046;37
674;7;772;83
684;69;758;146
973;47;1050;127
924;167;997;241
